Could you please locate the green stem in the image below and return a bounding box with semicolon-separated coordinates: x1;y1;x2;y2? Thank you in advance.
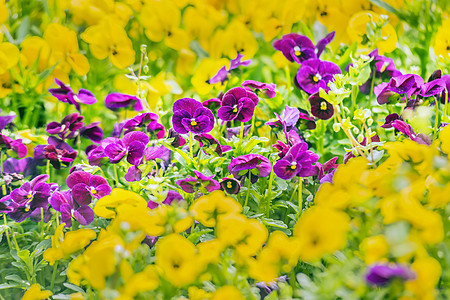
50;262;58;291
46;160;50;182
264;169;275;217
0;152;5;195
296;178;303;220
244;173;252;207
443;88;449;122
285;66;291;97
189;131;193;159
3;214;12;251
433;98;440;140
238;122;244;150
351;85;358;113
113;164;120;188
249;114;256;137
368;69;375;111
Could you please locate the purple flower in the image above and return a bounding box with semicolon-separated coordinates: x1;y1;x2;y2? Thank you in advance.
309;93;334;120
366;264;415;286
229;154;272;184
176;171;220;193
145;145;170;161
104;131;149;165
168;128;187;148
0;134;27;158
194;134;231;157
392;120;431;145
273;33;316;63
209;53;252;85
273;142;319;180
50;190;94;227
439;74;450;104
37;137;78;169
266;105;300;132
419;79;446;98
202;98;222;111
8;174;51;222
46;113;84;140
147;190;184;209
123;112;165;139
125;166;142;182
172;98;215;134
315;31;336;57
218;87;259;123
315;156;338;184
381;113;400;128
67;171;111;205
220;177;240;194
375;74;424;105
79;122;104;143
49;79;97;112
296;59;342;94
0;110;16;131
105;93;144;111
227;125;252;139
241;80;276;98
3;157;37;178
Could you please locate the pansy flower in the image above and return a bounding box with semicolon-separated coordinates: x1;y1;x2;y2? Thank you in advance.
194;134;231;156
374;74;424;104
229;154;272;184
381;113;400;129
79;122;104;143
366;264;415;286
168;128;187;148
50;190;95;227
220;177;241;194
176;171;220;194
391;120;431;145
273;142;319;180
242;80;276;99
105;93;144;111
104;131;149;165
227;124;252;139
66;171;111;206
46;113;84;140
0;134;27;158
209;53;252;85
147;190;184;209
315;156;339;184
308;93;334;120
3;157;37;178
123;112;165;139
315;31;336;57
296;59;341;94
218;87;259;123
172;98;215;134
0;109;16;131
273;33;316;63
34;137;77;169
49;79;97;112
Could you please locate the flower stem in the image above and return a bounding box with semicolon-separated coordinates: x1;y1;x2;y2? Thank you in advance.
433;98;440;140
50;262;58;291
3;214;12;251
443;88;449;122
0;152;5;195
113;164;120;188
244;174;252;207
189;131;193;159
296;177;303;220
238;122;244;150
264;169;275;217
351;85;358;113
368;69;375;111
334;106;366;158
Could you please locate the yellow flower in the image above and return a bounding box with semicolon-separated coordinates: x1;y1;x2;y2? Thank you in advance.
216;214;268;257
0;0;8;24
81;16;135;69
211;286;245;300
43;23;89;76
405;256;442;299
219;20;258;60
439;124;450;155
118;265;159;298
21;284;52;300
94;188;147;219
347;11;397;54
0;42;20;74
359;235;388;264
293;206;350;262
144;205;193;236
188;286;212;300
433;18;450;60
44;225;97;266
156;234;203;287
190;190;242;227
197;238;226;265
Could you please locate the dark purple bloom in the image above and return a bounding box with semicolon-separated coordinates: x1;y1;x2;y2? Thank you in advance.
105;93;144;111
381;113;400;128
104;131;149;165
66;171;111;206
49;79;97;112
172;98;215;134
227;125;252;139
0;134;27;158
39;136;78;169
419;79;446;98
241;80;276;98
79;122;104;143
0;195;13;213
209;53;252;85
296;59;342;94
202;98;222;111
273;130;303;158
46;113;84;140
273;142;319;180
266;105;300;132
176;171;220;193
273;33;316;63
8;174;51;222
125;166;142;182
391;120;431;145
168;128;187;148
194;134;231;156
220;177;240;194
439;75;450;104
315;156;338;184
229;154;272;184
145;145;170;161
375;74;424;105
50;190;94;227
0;110;16;131
315;31;335;57
123;113;165;139
147;190;184;209
366;264;415;286
3;157;37;178
218;87;259;123
309;93;334;120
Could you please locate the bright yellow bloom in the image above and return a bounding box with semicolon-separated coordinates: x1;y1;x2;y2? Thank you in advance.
404;256;442;299
188;286;212;300
0;42;20;74
81;16;135;69
156;234;203;287
439;124;450;155
211;286;245;300
43;23;89;76
70;0;132;26
0;0;8;24
190;190;242;227
44;225;96;265
216;214;268;257
94;188;147;219
293;206;350;262
197;238;226;265
118;265;160;298
359;235;389;264
433;18;450;60
216;20;258;60
145;205;193;236
21;284;52;300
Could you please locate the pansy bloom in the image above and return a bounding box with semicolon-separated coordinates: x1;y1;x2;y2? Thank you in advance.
147;190;184;209
105;93;144;111
172;98;215;135
229;154;271;184
220;177;241;194
104;131;149;165
0;134;27;158
49;79;97;112
123;112;165;139
218;87;259;123
209;53;252;85
366;264;415;286
46;113;84;140
66;171;111;205
0;109;16;131
273;142;319;180
50;190;95;227
296;59;341;94
176;171;220;194
194;134;231;156
273;33;316;63
242;80;276;99
35;137;77;169
308;93;334;120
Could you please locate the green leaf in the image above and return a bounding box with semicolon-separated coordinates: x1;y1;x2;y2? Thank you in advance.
261;218;288;229
187;229;213;244
0;283;21;290
63;283;85;293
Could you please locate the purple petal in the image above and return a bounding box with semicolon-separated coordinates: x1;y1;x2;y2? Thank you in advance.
73;205;94;225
